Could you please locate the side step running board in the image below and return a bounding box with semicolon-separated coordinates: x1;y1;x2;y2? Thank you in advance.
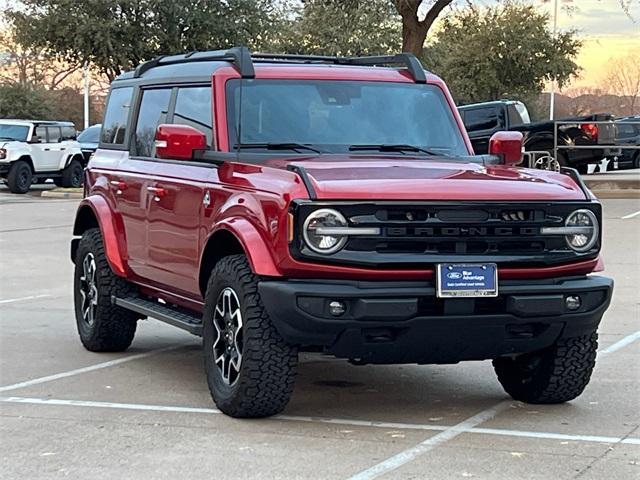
113;295;203;336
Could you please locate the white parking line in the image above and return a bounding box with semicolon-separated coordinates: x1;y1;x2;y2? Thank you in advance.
345;402;510;480
621;210;640;219
3;396;638;447
0;345;186;393
0;294;52;305
599;330;640;356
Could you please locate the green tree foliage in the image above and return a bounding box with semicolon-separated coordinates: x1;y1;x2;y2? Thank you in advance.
9;0;283;81
282;0;401;56
0;83;55;119
426;2;582;104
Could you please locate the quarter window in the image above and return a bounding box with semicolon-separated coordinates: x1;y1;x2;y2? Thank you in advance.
101;87;133;145
173;87;213;147
133;88;172;157
61;126;76;140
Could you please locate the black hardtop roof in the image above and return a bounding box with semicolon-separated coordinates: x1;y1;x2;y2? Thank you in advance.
114;46;428;84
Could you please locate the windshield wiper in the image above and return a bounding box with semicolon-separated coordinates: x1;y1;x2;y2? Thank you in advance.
349;144;439;155
236;143;322;154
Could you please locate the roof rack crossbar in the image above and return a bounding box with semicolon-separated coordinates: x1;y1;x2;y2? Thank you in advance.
133;48;426;83
251;52;427;82
134;47;255;78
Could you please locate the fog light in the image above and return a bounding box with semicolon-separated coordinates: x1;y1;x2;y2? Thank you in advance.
565;295;582;311
328;300;346;316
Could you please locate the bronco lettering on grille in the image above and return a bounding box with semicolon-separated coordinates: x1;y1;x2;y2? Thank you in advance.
385;226;539;237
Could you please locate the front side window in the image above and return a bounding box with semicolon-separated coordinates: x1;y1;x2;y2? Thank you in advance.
173;86;213;147
101;87;133;145
226;80;468;157
464;107;499;132
133;88;172;157
34;126;47;142
0;124;30;142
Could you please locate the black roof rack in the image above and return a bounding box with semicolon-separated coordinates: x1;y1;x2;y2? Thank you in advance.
133;48;427;83
134;46;255;78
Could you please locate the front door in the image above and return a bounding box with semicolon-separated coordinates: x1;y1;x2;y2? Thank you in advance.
30;125;59;171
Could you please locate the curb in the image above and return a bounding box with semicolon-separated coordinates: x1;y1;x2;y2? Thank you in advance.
584;180;640;191
592;189;640;199
40;189;83;199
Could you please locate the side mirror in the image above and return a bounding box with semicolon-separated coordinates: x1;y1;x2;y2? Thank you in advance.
154;124;207;160
30;135;41;144
488;131;523;166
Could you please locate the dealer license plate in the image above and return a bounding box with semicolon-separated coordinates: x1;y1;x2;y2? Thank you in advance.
436;263;498;298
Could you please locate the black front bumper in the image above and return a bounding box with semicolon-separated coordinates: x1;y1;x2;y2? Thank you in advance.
0;163;10;175
259;275;613;364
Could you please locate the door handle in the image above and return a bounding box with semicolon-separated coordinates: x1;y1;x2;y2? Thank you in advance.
110;180;127;194
43;148;50;151
147;186;167;200
60;147;66;151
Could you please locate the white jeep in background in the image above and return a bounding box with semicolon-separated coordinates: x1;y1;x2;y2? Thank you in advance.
0;120;86;194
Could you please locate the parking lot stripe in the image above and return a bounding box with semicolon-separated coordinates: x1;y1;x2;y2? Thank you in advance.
1;396;639;447
599;330;640;356
0;345;186;393
0;294;52;305
345;402;511;480
621;210;640;219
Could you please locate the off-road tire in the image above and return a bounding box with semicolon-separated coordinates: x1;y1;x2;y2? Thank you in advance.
203;254;298;418
7;160;32;194
61;159;84;188
493;332;598;404
74;228;138;352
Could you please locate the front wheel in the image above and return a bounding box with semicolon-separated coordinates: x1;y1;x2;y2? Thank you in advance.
493;333;598;404
203;255;298;418
7;160;32;194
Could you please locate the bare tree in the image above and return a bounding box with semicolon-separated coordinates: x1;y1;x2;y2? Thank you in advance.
393;0;454;56
0;31;81;89
605;53;640;115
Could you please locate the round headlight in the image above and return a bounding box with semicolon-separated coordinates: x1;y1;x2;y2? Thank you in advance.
303;209;348;254
565;209;598;252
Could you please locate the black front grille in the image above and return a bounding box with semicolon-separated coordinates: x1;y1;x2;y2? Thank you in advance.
292;201;601;268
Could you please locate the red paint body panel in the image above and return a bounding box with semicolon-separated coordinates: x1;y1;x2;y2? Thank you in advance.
80;63;602;310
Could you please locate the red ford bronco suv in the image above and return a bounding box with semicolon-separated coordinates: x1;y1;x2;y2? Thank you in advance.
71;48;613;418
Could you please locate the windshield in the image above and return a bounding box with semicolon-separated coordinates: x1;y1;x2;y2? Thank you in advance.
226;80;468;156
0;124;30;142
77;125;101;143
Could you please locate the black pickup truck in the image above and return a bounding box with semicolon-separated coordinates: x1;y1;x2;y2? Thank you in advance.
458;100;616;173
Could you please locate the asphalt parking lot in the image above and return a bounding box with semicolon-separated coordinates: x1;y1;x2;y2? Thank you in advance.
0;188;638;480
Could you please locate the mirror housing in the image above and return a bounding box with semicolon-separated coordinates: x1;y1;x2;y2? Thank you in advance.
29;135;42;144
154;124;207;161
488;131;523;166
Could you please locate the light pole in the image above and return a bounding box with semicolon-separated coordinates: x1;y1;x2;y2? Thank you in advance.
549;0;558;120
83;61;90;129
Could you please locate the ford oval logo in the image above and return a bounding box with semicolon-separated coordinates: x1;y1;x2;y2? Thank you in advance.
447;272;462;280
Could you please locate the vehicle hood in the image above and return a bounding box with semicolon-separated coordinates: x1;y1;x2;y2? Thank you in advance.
0;140;22;149
279;155;587;201
79;142;99;150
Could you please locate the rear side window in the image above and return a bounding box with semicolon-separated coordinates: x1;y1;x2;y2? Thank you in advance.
61;126;76;140
173;86;213;147
464;107;499;131
133;88;172;157
101;87;133;145
617;123;637;138
47;127;61;143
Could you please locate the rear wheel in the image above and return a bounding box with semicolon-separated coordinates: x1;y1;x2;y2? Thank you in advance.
61;159;84;188
74;228;139;352
203;255;298;418
7;160;32;194
493;333;598;404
